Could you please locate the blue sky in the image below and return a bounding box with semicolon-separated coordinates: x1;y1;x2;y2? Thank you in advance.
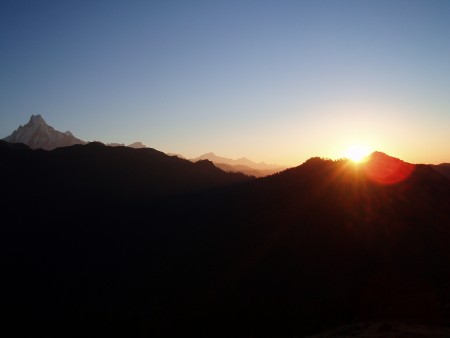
1;0;449;164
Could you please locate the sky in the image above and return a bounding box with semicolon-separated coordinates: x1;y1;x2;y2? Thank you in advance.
1;0;449;165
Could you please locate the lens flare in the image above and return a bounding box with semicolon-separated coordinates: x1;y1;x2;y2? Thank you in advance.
363;152;415;185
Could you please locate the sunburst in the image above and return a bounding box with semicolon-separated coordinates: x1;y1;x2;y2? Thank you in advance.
345;145;371;163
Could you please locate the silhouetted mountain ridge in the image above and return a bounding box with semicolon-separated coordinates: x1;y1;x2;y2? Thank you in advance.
0;140;252;205
1;145;450;337
431;163;450;180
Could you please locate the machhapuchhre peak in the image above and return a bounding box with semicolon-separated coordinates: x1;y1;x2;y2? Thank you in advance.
3;114;85;150
2;115;450;337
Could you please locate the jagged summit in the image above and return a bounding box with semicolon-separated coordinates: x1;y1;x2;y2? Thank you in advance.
29;114;46;125
3;115;85;150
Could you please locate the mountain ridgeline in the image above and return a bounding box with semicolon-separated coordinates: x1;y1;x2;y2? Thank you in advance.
0;140;251;202
3;115;285;177
1;142;450;337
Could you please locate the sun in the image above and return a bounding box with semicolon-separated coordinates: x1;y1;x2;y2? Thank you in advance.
345;145;371;163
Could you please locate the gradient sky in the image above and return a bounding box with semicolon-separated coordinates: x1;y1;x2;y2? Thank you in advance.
1;0;449;165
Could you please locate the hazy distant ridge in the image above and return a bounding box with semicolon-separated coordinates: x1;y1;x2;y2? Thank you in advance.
192;152;287;177
192;152;285;170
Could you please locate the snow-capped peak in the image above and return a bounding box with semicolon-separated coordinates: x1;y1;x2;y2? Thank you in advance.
3;115;85;150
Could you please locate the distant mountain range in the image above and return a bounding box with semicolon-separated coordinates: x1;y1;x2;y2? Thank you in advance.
192;152;285;170
191;152;287;177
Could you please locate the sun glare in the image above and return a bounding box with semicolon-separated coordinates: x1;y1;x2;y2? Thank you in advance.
345;145;371;163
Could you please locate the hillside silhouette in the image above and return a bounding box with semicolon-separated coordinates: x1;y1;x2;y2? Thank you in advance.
0;140;250;201
1;144;450;337
432;163;450;180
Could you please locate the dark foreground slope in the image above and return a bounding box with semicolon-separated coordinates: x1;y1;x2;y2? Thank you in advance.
0;141;251;336
202;154;450;335
432;163;450;180
1;144;450;337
